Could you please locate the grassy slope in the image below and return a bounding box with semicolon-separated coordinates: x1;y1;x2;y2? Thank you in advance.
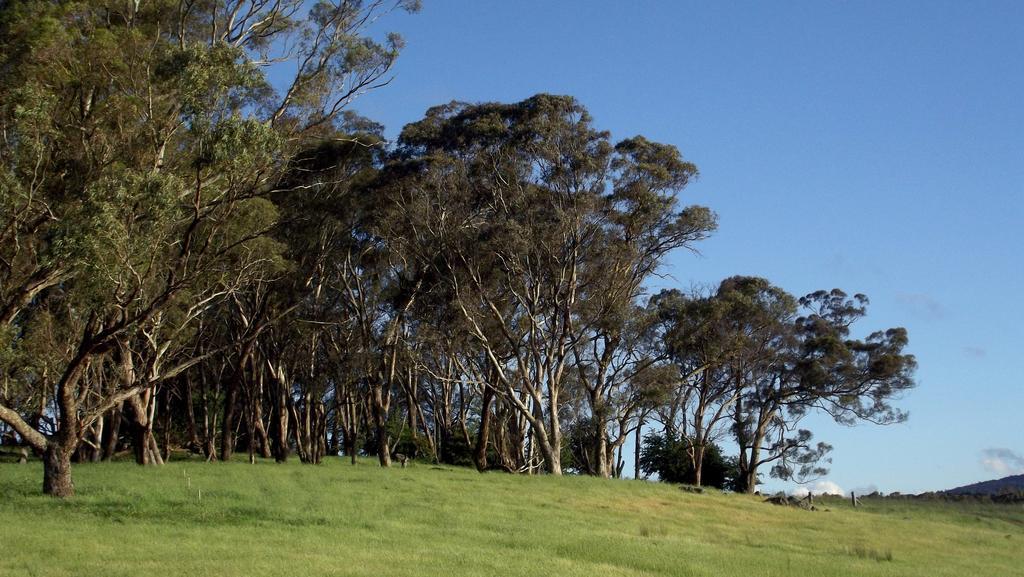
1;459;1021;577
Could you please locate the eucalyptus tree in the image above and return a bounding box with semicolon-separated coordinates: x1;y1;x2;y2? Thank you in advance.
719;278;917;493
380;95;714;475
216;119;388;466
0;0;418;495
567;305;677;478
649;289;735;486
652;280;796;487
568;136;717;477
381;95;604;474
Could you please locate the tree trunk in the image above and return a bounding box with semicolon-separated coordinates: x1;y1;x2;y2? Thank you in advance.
43;445;74;498
740;413;771;494
220;379;239;462
160;389;173;461
344;429;357;465
199;371;217;461
473;386;494;472
694;443;705;487
148;430;164;465
289;402;307;462
253;410;272;459
302;392;313;460
314;401;326;464
269;362;291;463
529;396;561;475
375;419;391;467
133;422;150;465
615;441;624;478
75;418;103;463
405;369;418;440
338;386;360;465
252;370;272;459
130;422;164;466
634;415;644;479
594;401;611;478
744;468;758;494
101;403;122;461
127;390;163;466
221;342;254;462
371;382;391;467
741;440;762;494
183;375;202;452
274;392;290;463
328;403;340;457
545;389;563;476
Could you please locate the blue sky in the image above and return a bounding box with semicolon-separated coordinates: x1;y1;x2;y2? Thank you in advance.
345;1;1022;493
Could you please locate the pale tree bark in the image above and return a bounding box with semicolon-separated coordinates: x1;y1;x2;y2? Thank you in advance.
268;360;291;463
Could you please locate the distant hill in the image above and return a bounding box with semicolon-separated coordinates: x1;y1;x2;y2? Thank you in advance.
944;474;1024;495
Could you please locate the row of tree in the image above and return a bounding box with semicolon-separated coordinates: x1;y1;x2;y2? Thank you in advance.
0;1;916;497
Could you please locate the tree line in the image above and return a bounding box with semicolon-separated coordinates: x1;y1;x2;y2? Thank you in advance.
0;1;916;497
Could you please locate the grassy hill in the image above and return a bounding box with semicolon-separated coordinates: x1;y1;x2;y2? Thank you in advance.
1;459;1022;577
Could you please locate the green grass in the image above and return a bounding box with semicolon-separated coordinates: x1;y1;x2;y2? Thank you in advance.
1;458;1022;576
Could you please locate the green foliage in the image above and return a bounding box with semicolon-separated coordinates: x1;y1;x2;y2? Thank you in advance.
388;427;433;462
193;116;282;171
158;42;270;118
638;431;740;490
562;417;601;475
0;324;17;375
438;433;475;468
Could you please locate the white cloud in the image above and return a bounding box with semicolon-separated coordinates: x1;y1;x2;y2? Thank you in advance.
792;480;845;497
981;448;1024;476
